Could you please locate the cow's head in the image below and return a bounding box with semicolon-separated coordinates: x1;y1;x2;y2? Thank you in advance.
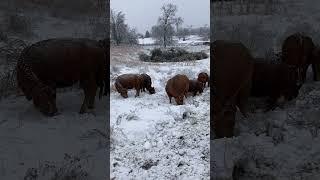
32;85;57;116
174;95;184;105
119;89;128;98
197;73;208;83
147;87;155;94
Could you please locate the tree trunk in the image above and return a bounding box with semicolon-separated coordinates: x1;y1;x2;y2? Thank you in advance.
239;0;243;15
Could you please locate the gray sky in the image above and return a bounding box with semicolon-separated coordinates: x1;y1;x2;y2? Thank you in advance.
110;0;210;34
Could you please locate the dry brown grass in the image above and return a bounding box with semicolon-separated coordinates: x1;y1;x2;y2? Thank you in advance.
110;45;144;66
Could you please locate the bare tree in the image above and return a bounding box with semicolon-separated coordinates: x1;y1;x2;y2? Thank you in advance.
174;17;183;38
157;3;181;48
239;0;244;14
246;0;251;14
151;23;175;45
110;9;138;45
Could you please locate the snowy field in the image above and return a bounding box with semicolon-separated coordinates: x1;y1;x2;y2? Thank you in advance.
138;35;209;46
138;38;156;45
110;44;210;179
212;79;320;180
0;90;109;179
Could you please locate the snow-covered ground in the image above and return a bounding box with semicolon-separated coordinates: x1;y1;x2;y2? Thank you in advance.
212;0;320;179
110;44;210;179
175;35;209;46
138;38;156;45
0;10;109;177
138;35;209;46
0;90;109;179
212;80;320;180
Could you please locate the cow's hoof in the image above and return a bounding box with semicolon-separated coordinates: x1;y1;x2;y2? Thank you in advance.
79;108;86;114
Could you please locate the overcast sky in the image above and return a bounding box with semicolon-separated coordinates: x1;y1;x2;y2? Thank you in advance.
110;0;210;34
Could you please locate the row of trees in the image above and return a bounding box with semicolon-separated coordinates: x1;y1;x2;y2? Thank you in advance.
110;3;209;47
110;10;138;45
212;0;289;16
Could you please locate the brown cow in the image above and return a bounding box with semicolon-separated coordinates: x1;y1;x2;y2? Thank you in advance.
140;73;156;94
188;79;204;96
251;58;301;111
115;74;145;98
311;45;320;81
17;38;107;116
197;72;210;88
281;33;315;83
212;40;254;139
165;74;189;105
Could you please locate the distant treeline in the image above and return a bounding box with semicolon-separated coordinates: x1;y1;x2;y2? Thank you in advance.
0;0;108;19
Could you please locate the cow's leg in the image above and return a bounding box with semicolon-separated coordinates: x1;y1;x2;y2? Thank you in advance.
80;78;96;114
265;97;278;112
193;91;197;97
135;86;140;97
88;81;98;109
301;65;308;83
312;63;317;81
237;80;251;118
169;96;172;103
312;63;320;81
80;90;89;114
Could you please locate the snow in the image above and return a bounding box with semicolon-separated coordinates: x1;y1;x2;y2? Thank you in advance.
138;38;156;45
0;90;109;179
110;45;210;179
138;35;209;46
175;35;209;46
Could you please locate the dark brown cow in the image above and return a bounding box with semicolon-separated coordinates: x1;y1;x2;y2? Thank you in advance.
282;33;315;83
115;74;144;98
212;40;254;139
140;73;155;94
165;74;189;105
251;58;301;111
188;79;204;96
16;38;108;116
311;45;320;81
197;72;210;88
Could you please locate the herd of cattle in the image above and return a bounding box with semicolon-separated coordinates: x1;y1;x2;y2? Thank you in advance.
15;37;210;116
15;33;318;139
114;72;210;105
212;33;320;139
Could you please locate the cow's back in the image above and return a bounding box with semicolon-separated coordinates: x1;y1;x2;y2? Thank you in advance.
251;61;300;99
166;75;189;97
20;38;106;87
116;74;140;89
